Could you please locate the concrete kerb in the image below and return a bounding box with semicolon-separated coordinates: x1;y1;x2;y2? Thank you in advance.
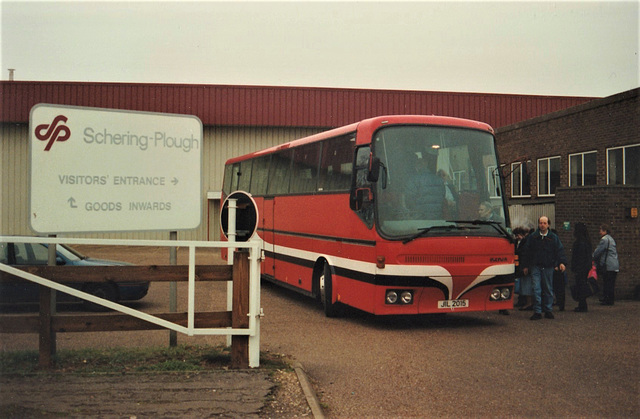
294;362;325;419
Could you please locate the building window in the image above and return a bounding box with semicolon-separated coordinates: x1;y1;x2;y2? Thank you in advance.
538;156;560;196
511;162;531;197
607;144;640;185
569;151;597;186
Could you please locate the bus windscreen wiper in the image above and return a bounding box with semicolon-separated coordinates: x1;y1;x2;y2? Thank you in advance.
402;224;477;244
446;219;512;240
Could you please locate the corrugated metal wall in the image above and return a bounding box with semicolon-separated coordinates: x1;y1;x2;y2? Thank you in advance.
508;204;556;230
0;124;30;236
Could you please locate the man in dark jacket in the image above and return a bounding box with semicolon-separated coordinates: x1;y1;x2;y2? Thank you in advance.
522;216;568;320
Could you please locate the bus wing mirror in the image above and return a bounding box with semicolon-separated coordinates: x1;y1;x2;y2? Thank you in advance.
367;157;381;182
350;187;372;211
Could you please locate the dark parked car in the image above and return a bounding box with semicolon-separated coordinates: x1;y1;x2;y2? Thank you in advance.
0;241;149;310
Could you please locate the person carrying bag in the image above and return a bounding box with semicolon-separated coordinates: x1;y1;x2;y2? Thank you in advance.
593;224;620;306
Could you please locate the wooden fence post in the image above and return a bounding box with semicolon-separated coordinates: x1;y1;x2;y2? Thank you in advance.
38;286;54;368
39;238;58;369
231;250;250;369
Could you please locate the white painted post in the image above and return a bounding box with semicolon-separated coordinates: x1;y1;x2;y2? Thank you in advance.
169;231;178;346
226;198;237;346
187;245;196;335
248;238;262;367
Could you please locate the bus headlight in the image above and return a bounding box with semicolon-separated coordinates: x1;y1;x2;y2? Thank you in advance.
500;288;511;300
490;287;512;301
386;291;398;304
400;291;413;304
386;290;414;305
490;289;502;301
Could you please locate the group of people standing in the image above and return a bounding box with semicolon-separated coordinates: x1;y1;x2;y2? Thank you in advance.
514;217;620;319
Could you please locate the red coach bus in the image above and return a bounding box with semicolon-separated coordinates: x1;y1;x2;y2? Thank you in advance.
222;115;515;316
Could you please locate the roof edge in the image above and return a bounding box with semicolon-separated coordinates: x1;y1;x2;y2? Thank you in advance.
496;88;639;134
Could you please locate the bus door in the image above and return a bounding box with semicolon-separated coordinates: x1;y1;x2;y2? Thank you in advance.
262;197;276;278
263;150;293;281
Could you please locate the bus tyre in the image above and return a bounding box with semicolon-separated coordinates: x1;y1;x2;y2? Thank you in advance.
320;262;341;317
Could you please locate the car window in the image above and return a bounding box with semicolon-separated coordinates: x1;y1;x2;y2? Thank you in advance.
13;243;49;265
57;245;82;262
29;244;50;264
0;242;8;264
13;243;30;264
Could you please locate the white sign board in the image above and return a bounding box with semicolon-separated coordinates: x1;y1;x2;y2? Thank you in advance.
29;104;202;234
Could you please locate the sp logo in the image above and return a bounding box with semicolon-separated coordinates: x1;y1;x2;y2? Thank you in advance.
36;115;71;151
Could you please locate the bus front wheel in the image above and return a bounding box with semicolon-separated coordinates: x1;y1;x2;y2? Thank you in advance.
320;262;341;317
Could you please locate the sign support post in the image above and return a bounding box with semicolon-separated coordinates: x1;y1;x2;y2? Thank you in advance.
169;230;178;347
38;234;57;368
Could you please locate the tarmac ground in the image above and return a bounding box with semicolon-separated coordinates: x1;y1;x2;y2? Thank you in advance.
0;363;320;418
1;370;273;418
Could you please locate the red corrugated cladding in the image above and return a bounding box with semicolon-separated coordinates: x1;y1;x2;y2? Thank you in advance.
0;81;595;129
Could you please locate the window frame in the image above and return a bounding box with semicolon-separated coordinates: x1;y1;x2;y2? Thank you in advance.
511;162;531;198
537;155;561;197
568;150;597;187
607;143;640;185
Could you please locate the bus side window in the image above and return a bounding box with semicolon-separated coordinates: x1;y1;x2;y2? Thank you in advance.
237;160;253;192
250;155;270;196
229;163;241;193
222;164;234;196
290;143;320;194
267;150;293;195
319;134;354;192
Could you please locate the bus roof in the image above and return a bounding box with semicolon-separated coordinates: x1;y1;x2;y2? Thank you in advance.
225;115;494;164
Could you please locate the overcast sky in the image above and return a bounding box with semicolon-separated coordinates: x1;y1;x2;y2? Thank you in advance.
1;0;638;98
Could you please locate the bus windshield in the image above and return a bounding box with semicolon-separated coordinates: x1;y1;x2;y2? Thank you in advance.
373;125;506;239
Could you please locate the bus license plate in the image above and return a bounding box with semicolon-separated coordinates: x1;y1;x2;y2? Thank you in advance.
438;299;469;309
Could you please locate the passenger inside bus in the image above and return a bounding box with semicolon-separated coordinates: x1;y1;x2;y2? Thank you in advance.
478;201;504;224
404;150;445;219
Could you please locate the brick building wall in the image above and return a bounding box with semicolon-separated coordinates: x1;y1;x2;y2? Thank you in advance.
555;186;640;299
497;88;638;200
496;88;639;299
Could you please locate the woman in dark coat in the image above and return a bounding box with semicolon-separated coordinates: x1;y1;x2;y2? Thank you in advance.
571;222;592;312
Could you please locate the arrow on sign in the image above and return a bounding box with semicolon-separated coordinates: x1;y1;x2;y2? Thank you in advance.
68;197;77;208
172;177;179;185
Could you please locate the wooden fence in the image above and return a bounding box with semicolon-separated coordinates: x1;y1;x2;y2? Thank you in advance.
0;249;256;369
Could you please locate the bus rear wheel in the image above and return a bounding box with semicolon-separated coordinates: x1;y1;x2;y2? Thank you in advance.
320;262;341;317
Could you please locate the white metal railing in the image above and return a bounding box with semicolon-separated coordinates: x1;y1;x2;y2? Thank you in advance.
0;235;263;367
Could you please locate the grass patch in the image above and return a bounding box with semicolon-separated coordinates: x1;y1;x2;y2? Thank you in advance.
0;345;290;375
